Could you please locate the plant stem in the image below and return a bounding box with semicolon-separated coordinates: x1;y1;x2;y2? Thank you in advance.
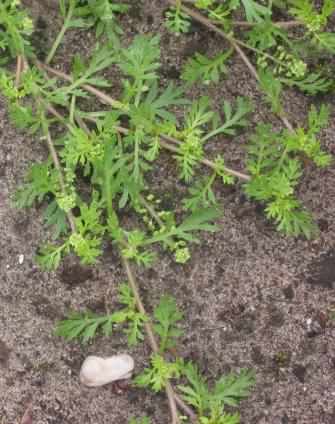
38;96;199;423
181;0;303;28
15;55;23;87
38;62;251;181
159;138;251;181
39;96;189;424
121;257;181;424
232;19;302;28
42;122;76;233
69;95;76;125
46;0;75;64
38;62;127;110
231;37;295;72
171;1;294;132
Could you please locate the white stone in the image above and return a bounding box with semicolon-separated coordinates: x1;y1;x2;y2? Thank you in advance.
79;354;134;387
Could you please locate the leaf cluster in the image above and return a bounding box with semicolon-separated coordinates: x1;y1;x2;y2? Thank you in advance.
245;104;331;237
134;354;183;392
178;362;255;423
55;283;147;345
181;50;232;85
0;0;33;60
75;0;128;42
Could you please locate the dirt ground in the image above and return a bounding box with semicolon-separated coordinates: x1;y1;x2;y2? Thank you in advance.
1;1;335;423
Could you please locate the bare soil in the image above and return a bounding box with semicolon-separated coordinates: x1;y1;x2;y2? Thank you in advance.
1;1;335;423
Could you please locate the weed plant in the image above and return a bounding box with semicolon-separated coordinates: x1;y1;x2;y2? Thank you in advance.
0;0;334;423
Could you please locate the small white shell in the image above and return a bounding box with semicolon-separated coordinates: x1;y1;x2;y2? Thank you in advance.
79;354;134;387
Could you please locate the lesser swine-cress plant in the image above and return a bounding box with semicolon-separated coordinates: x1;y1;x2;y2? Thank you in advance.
1;0;333;422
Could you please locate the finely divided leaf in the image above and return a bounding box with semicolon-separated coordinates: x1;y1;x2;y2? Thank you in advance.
181;50;232;85
241;0;271;22
153;296;183;352
213;369;256;406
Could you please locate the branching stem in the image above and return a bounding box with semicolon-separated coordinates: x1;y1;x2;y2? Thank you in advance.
42;124;76;233
38;87;198;424
46;0;75;64
38;62;251;181
122;257;198;423
168;1;294;132
180;0;302;28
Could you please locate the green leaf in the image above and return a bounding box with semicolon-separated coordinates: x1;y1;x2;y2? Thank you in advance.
165;7;191;34
178;362;210;415
55;282;146;345
14;162;59;208
202;97;252;141
55;311;115;343
241;0;271;22
153;295;183;353
140;80;189;124
76;0;128;42
244;121;326;238
308;104;329;133
0;0;34;58
134;354;182;392
247;18;288;50
183;175;217;212
177;207;221;235
289;0;334;31
43;199;69;239
181;50;232;85
279;72;333;95
69;233;102;264
258;69;282;114
265;197;317;238
36;243;67;270
145;207;221;247
213;369;256;406
119;34;161;84
313;32;335;54
185;97;214;132
179;362;255;419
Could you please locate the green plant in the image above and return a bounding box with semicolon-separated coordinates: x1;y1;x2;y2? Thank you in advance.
55;283;147;345
245;103;331;237
135;354;183;392
167;0;333;237
1;0;333;422
179;363;255;423
153;295;183;353
76;0;128;41
0;0;33;61
181;50;233;85
166;5;191;34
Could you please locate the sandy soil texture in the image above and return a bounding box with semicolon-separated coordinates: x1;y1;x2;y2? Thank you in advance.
1;1;335;423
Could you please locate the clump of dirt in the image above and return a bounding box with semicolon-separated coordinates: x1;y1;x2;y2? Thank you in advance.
0;340;11;368
307;250;335;289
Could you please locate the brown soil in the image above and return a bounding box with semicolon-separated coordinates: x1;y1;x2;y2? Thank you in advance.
1;1;335;423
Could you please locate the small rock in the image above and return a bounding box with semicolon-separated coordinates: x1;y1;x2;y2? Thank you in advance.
80;354;134;387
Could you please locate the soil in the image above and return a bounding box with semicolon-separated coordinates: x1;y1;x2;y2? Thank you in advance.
1;1;335;424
